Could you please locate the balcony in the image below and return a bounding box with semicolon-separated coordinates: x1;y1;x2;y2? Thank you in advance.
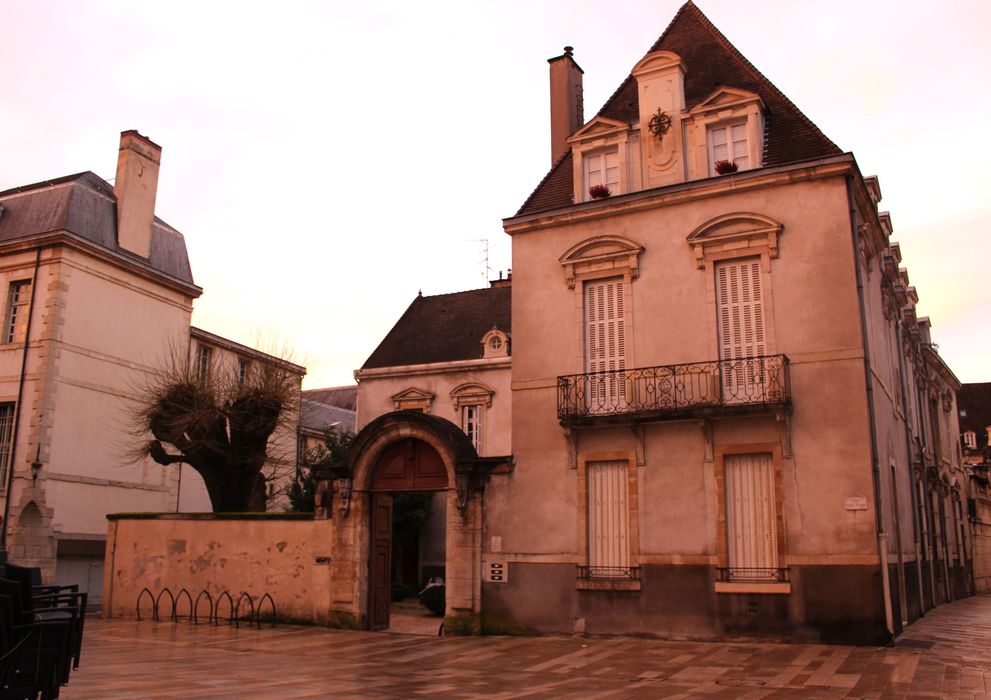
557;354;790;426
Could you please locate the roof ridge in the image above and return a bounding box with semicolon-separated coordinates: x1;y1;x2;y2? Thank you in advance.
417;285;508;301
683;2;840;154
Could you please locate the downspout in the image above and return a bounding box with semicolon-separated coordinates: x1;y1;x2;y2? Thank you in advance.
846;177;894;638
895;316;926;619
0;247;44;559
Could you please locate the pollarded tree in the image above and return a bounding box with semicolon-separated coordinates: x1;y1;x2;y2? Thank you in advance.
135;346;301;512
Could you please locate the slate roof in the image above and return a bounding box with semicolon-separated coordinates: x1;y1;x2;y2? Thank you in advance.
959;383;991;452
300;397;356;434
517;1;842;216
302;385;358;412
0;171;196;287
361;286;511;370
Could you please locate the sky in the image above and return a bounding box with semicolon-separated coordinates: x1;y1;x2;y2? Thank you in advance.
2;0;989;388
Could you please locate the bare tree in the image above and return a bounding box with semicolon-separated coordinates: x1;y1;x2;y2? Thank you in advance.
133;345;301;512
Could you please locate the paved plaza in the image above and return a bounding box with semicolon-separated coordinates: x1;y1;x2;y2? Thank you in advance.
64;596;991;699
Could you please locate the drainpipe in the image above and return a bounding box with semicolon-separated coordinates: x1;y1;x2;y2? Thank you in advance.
895;315;926;619
846;177;894;638
0;247;43;560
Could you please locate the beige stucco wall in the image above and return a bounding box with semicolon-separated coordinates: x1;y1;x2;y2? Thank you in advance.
103;515;334;623
498;171;881;567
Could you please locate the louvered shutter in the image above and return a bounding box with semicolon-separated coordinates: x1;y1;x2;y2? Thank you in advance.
587;460;629;574
584;278;626;412
716;258;766;402
724;453;777;577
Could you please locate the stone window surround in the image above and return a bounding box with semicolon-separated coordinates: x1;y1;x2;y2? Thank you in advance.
713;442;790;595
575;449;641;591
567;117;633;203
391;387;435;413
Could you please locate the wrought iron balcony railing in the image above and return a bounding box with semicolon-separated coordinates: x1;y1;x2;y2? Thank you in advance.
717;567;790;583
577;566;641;581
558;354;789;423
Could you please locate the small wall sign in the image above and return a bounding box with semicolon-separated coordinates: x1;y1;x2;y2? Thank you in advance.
484;560;508;583
845;496;868;511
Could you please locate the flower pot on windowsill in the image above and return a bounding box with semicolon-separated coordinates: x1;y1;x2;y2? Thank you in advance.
714;160;739;175
589;185;611;200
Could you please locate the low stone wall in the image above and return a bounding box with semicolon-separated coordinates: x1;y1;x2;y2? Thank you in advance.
103;513;337;624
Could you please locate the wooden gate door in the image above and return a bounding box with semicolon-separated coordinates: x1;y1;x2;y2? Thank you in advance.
369;493;393;630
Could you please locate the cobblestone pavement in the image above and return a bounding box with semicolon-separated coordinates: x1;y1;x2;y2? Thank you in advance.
64;596;991;699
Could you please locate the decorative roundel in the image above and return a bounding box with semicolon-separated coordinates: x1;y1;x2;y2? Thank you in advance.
648;108;672;141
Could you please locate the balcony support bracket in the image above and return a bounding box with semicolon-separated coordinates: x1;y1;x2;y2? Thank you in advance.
776;408;793;458
631;424;646;466
699;418;714;463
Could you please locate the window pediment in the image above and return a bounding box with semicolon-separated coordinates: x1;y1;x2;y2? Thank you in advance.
687;213;783;269
450;382;494;409
392;387;435;412
690;87;764;116
567;117;629;145
559;235;645;288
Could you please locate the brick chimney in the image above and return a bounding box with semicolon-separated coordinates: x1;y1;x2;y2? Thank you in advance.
114;130;161;259
548;46;584;166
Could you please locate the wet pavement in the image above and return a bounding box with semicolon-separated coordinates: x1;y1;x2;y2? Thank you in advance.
64;596;991;698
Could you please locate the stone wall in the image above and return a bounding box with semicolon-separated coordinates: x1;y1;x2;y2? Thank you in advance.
972;498;991;594
103;514;336;624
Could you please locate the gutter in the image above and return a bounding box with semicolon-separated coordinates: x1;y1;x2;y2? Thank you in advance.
846;176;894;638
0;246;44;559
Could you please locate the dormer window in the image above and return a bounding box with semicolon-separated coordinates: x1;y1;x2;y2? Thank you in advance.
963;431;977;450
481;329;510;359
707;122;750;175
584;148;619;200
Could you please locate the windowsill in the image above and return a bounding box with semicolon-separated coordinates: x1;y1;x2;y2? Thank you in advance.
714;581;791;595
576;578;641;592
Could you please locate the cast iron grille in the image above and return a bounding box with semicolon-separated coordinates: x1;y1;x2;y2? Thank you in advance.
577;566;642;581
717;567;790;583
558;354;789;422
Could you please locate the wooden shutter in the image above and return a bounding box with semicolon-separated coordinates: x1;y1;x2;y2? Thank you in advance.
587;460;629;573
584;278;626;411
716;258;766;402
724;453;777;574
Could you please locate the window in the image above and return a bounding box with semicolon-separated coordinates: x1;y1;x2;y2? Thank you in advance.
0;404;13;484
963;431;977;450
238;358;250;386
583;148;619;200
195;344;212;380
586;459;630;577
708;122;749;175
4;280;32;345
584;277;626;412
462;404;482;453
724;453;779;581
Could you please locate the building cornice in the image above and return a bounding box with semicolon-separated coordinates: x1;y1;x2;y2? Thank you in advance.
355;356;511;381
503;154;856;235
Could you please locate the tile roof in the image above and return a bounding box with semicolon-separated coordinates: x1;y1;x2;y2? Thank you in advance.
959;382;991;451
0;171;196;287
302;386;358;412
361;286;511;370
517;1;842;216
300;398;356;434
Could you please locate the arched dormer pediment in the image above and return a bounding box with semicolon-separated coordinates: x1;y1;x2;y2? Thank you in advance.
631;50;686;79
686;212;783;269
559;235;645;288
450;382;495;409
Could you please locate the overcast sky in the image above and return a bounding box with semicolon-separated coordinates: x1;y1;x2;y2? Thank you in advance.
3;0;989;388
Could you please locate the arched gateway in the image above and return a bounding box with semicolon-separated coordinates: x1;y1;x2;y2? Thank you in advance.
315;411;505;633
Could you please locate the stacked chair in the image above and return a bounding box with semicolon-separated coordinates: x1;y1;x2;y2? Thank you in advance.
0;563;87;700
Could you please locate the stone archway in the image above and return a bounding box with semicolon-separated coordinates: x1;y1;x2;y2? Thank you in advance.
320;411;495;634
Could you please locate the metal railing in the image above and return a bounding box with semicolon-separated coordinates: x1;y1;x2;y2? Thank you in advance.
577;566;642;581
716;567;790;583
558;354;789;422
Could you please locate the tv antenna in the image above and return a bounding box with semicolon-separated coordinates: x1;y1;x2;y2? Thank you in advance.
468;238;492;283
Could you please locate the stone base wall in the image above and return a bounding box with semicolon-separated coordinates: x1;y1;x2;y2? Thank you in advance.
972;517;991;594
103;514;334;624
482;563;890;644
